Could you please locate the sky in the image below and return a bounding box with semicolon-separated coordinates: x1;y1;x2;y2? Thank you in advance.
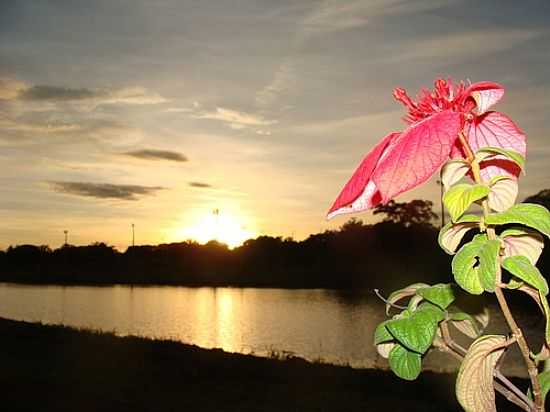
0;0;549;250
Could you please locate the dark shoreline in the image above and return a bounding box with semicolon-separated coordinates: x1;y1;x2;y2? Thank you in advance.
0;317;527;411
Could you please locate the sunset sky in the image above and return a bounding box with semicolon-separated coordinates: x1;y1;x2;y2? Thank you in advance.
1;0;549;249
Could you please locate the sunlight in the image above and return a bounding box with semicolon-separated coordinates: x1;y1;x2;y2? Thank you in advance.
171;209;254;248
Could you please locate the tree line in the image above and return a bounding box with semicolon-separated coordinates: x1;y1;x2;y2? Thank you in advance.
1;192;549;290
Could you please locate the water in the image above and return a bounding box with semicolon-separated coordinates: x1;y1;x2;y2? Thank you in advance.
0;283;537;375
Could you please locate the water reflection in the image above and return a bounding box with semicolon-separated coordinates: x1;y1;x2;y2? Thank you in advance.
0;283;533;375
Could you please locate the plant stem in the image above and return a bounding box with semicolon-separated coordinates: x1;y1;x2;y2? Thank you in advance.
458;131;543;411
495;371;535;411
441;321;467;355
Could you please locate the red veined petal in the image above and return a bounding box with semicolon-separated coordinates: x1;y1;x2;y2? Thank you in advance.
373;110;462;203
327;132;400;219
465;81;504;115
466;111;526;180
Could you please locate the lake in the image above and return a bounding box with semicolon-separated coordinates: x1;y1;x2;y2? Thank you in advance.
0;283;536;375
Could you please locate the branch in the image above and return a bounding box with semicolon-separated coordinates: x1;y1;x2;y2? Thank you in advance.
495;370;535;411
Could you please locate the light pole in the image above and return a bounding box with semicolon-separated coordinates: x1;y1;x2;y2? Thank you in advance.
131;223;135;247
213;209;220;241
64;230;68;246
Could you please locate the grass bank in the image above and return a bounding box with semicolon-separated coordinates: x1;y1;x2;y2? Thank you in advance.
0;317;525;411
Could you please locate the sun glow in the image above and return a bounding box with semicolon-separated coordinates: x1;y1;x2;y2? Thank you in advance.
172;210;254;248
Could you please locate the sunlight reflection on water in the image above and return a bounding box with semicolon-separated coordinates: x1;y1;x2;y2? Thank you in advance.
0;283;538;376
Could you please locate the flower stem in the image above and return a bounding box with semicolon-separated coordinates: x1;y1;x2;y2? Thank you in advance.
458;131;543;412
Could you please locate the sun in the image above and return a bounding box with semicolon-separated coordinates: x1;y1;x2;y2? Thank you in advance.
173;210;254;248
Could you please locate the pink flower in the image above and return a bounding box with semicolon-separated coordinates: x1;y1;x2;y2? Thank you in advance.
327;79;526;219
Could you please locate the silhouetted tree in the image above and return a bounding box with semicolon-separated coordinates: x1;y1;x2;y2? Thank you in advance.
373;199;437;227
524;189;550;210
0;193;547;289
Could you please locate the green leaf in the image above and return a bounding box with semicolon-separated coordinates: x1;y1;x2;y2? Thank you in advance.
506;278;524;289
452;235;500;294
485;203;550;238
386;305;444;354
502;256;548;295
385;283;429;315
438;214;480;255
456;335;507;412
416;301;446;320
541;293;550;347
537;370;550;405
527;370;550;404
487;177;518;212
443;183;490;222
388;343;421;381
477;239;501;292
476;146;525;170
417;284;455;310
374;321;393;345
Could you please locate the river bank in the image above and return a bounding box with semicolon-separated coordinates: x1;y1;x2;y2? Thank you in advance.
0;317;525;411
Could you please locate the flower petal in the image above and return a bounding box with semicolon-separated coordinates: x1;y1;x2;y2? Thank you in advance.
327;132;400;219
465;81;504;115
373;111;462;203
466;111;526;180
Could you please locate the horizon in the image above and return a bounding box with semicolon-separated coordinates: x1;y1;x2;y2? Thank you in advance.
1;1;549;250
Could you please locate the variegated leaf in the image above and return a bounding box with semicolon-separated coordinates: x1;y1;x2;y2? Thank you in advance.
475;146;525;171
449;307;489;341
385;283;429;315
450;312;481;339
501;227;544;265
441;159;470;190
514;284;544;313
456;335;507;412
377;342;395;358
438;214;480;255
487;176;518;212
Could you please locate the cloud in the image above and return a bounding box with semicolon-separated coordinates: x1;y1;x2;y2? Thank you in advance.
101;87;166;105
189;182;212;188
1;78;167;106
256;61;295;107
229;123;247;130
302;1;369;34
50;181;165;200
165;107;193;113
302;0;453;35
384;29;541;65
19;85;97;101
193;107;277;128
165;102;200;113
0;117;82;135
123;149;188;162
